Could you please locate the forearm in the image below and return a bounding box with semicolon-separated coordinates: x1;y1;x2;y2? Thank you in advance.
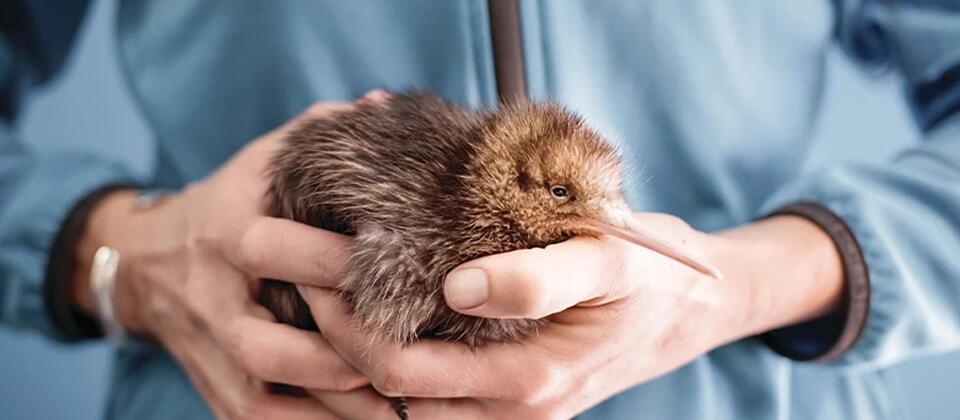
711;215;845;338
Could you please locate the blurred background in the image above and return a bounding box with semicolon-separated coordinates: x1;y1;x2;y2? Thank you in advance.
1;0;958;418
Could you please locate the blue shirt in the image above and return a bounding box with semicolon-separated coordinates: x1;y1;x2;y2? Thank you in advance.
2;1;959;419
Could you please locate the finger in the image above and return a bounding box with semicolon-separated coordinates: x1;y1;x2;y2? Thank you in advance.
221;314;369;391
244;393;340;420
301;286;537;399
171;328;341;420
443;236;623;319
309;387;398;420
359;88;392;104
245;101;357;158
223;216;351;287
294;101;356;126
158;312;255;419
163;338;234;419
406;398;488;420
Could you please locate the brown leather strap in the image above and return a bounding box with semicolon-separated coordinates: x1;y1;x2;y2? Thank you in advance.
488;0;527;101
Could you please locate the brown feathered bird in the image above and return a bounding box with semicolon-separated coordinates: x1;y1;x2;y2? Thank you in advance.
259;91;718;418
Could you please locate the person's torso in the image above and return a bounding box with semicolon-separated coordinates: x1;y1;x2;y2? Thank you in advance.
109;2;910;419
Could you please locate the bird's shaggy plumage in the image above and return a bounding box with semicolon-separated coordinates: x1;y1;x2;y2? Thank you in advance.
259;92;623;347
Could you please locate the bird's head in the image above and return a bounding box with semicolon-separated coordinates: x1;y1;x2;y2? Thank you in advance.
466;102;639;246
460;101;720;278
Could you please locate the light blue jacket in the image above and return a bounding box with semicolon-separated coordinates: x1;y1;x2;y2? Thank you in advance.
1;1;958;419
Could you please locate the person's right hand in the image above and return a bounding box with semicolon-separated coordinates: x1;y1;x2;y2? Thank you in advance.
72;100;374;419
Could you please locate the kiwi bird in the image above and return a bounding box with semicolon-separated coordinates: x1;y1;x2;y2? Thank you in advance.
259;91;719;348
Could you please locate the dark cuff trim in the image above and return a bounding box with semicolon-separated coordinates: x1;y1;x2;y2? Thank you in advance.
761;202;871;362
42;184;134;341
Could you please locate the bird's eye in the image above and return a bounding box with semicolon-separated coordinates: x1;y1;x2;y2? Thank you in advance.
550;185;570;200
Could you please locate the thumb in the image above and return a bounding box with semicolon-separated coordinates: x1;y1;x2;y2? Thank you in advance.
443;237;621;319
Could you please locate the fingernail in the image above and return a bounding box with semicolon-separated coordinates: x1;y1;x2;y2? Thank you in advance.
444;268;489;310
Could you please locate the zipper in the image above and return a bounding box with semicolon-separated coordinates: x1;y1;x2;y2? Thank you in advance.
487;0;528;101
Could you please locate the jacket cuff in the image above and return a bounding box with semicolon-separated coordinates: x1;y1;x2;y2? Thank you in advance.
42;184;134;341
760;202;871;362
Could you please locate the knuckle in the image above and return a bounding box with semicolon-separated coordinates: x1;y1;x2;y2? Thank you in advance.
530;406;566;420
180;272;217;320
181;282;206;315
305;102;330;118
511;268;551;317
370;365;408;398
234;393;268;420
181;186;219;253
237;220;269;274
516;362;567;405
362;89;391;102
235;335;278;380
234;407;258;420
184;233;205;258
329;368;367;392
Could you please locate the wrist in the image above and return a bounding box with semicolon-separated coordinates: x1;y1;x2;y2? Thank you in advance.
43;185;137;341
707;215;844;339
71;190;138;316
72;189;183;335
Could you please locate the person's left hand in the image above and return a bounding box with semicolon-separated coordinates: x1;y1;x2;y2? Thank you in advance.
297;213;760;419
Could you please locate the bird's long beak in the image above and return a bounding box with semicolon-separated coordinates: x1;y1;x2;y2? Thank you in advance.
581;206;723;279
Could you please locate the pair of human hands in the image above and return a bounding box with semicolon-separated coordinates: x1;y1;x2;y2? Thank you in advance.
82;93;831;419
